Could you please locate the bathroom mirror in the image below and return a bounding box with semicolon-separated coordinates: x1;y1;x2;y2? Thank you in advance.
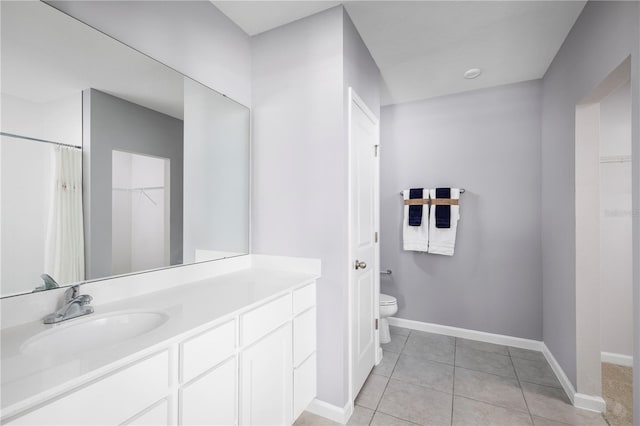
0;1;250;298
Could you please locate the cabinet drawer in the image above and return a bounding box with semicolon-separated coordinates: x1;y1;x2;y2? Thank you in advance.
8;351;169;426
293;307;316;367
241;294;291;345
293;353;317;420
181;319;235;383
123;399;168;426
293;283;316;315
180;357;237;426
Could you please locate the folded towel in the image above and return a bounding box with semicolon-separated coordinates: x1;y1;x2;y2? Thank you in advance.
403;189;429;252
409;188;424;226
428;188;460;256
434;187;451;228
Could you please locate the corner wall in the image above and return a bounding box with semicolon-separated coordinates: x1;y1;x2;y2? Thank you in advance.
251;7;348;407
540;1;639;393
380;80;543;340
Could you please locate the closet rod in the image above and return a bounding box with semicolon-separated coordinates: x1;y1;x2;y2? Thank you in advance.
0;132;81;149
399;188;465;195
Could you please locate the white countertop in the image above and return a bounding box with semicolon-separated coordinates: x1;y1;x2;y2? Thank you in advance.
1;266;319;416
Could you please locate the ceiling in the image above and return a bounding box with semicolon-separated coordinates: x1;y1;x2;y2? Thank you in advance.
212;1;586;105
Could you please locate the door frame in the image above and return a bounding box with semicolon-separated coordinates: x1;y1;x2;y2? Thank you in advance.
347;87;381;405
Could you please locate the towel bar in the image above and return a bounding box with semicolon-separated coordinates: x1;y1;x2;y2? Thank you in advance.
399;188;465;195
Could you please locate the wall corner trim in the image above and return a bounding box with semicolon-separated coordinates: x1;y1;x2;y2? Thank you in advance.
306;398;354;424
541;344;605;413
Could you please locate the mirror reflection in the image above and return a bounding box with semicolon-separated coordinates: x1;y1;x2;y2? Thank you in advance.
0;1;250;298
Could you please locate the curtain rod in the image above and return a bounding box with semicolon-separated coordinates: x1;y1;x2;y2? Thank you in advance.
1;132;81;149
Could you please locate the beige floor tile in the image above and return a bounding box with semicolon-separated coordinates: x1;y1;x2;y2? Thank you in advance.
522;382;608;426
512;357;562;388
454;367;528;412
509;347;547;363
355;374;389;410
372;350;400;377
455;345;516;378
402;331;455;365
391;354;454;394
370;411;420;426
383;332;409;354
452;396;533;426
377;378;452;425
390;326;411;337
347;406;375;426
456;338;509;355
532;415;573;426
294;411;339;426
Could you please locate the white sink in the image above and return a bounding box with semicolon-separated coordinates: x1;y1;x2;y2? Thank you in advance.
21;311;169;358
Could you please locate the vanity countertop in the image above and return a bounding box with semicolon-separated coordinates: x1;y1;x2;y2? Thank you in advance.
0;265;319;416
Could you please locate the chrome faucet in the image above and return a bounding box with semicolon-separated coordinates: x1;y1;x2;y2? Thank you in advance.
43;285;94;324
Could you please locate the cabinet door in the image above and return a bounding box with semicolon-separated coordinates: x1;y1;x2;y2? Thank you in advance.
124;399;169;426
180;357;237;426
240;322;292;426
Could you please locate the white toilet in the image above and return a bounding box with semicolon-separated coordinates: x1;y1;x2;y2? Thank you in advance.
379;294;398;344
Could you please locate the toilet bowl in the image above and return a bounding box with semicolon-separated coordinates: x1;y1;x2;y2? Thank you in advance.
379;294;398;344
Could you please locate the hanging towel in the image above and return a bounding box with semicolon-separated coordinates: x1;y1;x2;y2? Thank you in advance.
408;188;424;226
427;188;460;256
434;187;451;228
403;189;429;252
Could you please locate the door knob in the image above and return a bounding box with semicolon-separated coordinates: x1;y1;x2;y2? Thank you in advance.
354;260;367;270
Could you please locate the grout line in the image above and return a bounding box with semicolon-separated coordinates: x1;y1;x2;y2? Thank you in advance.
509;350;535;425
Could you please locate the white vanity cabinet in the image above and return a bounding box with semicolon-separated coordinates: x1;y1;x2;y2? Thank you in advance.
179;319;238;426
3;280;318;426
240;322;293;425
6;351;170;426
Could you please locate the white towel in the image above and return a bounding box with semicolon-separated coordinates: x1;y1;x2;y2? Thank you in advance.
427;188;460;256
402;189;429;252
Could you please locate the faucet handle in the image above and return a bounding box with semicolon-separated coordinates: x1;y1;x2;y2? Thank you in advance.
64;285;80;302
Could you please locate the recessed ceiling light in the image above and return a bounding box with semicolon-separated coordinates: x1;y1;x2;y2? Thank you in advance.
464;68;482;79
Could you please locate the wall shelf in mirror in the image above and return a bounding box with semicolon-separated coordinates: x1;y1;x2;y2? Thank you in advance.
0;1;250;298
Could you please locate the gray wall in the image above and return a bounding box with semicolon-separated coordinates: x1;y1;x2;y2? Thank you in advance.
380;80;543;340
46;1;252;107
540;1;639;390
251;7;347;407
252;6;381;408
83;89;184;279
343;12;381;120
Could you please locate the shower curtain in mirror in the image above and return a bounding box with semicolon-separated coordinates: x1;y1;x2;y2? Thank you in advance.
45;146;85;284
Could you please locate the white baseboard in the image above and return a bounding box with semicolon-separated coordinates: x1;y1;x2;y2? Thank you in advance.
540;343;577;405
306;398;353;424
388;317;606;413
388;317;543;351
574;393;607;412
601;351;633;367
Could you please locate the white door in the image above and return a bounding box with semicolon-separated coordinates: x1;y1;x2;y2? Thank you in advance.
240;323;293;426
349;88;380;400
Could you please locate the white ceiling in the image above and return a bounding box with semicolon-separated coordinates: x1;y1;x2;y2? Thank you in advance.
212;1;586;105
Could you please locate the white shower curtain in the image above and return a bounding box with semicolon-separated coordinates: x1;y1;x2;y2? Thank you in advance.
45;146;85;284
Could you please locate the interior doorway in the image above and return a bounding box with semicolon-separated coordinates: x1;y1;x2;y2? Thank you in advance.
575;57;633;422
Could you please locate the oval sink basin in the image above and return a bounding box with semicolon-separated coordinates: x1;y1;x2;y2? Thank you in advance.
21;311;169;358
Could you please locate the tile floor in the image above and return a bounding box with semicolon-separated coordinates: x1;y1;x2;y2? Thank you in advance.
295;326;609;426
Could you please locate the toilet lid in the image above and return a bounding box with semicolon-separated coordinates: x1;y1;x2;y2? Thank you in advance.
380;294;397;306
